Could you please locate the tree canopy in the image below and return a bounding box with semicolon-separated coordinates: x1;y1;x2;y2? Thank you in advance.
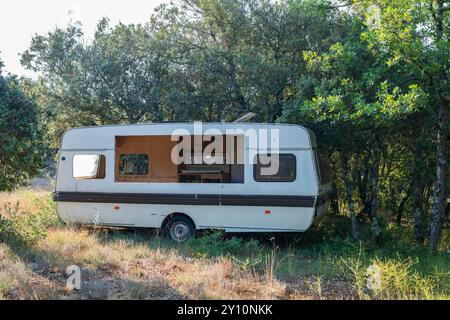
0;59;44;191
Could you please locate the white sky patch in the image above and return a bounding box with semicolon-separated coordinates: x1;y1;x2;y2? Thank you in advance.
0;0;167;78
66;5;82;25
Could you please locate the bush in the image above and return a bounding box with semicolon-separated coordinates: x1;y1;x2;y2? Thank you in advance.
0;196;61;248
32;195;61;229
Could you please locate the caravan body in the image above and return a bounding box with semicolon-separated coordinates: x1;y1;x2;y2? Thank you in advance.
54;123;333;241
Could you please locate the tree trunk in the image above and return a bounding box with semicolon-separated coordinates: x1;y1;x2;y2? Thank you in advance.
412;121;425;243
413;175;425;243
429;100;449;250
395;193;410;225
369;136;382;242
341;154;359;240
427;0;450;251
356;154;371;220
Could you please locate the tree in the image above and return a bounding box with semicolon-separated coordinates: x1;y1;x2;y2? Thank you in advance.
0;59;44;191
357;0;449;249
21;20;176;142
22;0;350;143
282;19;425;241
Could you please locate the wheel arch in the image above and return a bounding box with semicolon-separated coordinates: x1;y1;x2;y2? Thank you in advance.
160;212;197;230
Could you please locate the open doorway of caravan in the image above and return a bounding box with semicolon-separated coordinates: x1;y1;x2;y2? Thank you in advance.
115;135;244;183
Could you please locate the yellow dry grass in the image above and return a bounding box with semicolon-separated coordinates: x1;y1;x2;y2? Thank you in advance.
2;188;446;300
0;188;293;299
0;189;50;214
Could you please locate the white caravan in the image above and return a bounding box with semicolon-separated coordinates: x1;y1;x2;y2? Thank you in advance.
54;122;333;242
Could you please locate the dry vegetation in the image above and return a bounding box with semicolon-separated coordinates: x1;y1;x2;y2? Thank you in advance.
0;187;448;300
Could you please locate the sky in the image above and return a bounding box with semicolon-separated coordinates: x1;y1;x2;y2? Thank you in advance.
0;0;168;78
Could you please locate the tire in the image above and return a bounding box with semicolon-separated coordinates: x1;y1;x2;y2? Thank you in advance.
164;215;196;243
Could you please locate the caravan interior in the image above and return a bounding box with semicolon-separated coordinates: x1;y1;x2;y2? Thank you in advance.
114;135;245;184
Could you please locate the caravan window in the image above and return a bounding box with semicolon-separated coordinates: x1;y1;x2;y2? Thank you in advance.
119;154;149;175
254;154;296;182
73;155;106;179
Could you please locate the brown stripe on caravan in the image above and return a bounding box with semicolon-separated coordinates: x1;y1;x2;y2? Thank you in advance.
53;192;316;208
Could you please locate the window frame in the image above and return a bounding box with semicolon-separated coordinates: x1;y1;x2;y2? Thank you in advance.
253;153;297;182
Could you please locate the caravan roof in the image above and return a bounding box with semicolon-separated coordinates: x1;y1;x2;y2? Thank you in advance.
61;122;317;151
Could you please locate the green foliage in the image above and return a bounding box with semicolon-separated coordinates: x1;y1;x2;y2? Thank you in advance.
21;0;351;147
354;0;449;249
0;62;44;191
32;195;62;229
294;20;426;128
282;0;448;247
0;203;46;247
0;196;61;248
184;231;263;258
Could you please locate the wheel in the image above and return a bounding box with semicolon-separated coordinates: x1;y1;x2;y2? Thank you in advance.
164;215;196;243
